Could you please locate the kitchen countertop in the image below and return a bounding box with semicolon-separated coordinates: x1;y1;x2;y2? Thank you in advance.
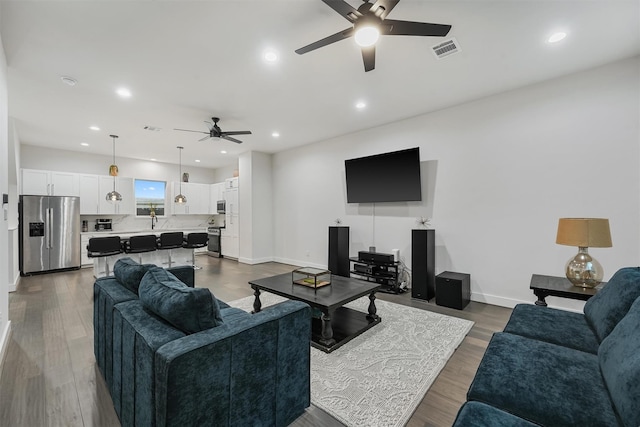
81;227;208;237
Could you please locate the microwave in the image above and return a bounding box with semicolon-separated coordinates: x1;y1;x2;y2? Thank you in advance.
216;200;226;214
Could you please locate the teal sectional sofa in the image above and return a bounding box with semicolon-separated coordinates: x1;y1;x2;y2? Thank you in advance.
454;267;640;427
93;258;312;427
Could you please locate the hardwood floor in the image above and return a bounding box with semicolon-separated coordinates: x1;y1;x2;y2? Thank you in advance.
0;256;512;426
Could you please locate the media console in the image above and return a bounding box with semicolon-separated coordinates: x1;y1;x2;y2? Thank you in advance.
349;253;403;294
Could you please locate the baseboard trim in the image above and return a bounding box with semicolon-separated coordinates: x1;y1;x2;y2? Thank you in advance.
0;321;12;382
9;273;20;293
470;292;583;313
238;256;275;265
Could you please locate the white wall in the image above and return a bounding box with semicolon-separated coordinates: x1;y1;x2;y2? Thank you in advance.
0;27;12;363
20;144;217;184
272;57;640;311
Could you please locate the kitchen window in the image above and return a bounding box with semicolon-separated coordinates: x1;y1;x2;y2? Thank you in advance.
135;179;166;216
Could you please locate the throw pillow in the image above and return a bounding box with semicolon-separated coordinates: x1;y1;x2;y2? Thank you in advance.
113;257;156;294
139;267;224;334
584;267;640;342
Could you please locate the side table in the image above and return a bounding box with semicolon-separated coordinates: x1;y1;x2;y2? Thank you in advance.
530;274;605;306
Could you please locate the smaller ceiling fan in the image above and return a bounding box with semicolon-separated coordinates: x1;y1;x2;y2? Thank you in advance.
296;0;452;72
174;117;251;144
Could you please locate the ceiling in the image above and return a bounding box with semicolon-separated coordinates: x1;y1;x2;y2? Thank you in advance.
1;1;639;169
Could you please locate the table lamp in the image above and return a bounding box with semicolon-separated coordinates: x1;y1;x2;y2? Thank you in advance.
556;218;612;288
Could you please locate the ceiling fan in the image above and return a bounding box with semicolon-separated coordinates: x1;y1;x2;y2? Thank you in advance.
295;0;452;72
174;117;251;144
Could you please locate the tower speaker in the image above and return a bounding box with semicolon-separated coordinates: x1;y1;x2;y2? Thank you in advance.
328;226;350;277
412;229;435;301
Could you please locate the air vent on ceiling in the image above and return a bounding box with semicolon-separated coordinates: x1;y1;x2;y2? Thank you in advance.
431;38;461;60
143;126;162;132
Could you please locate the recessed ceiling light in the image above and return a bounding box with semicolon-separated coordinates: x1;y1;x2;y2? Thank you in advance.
80;142;89;147
548;32;567;43
195;159;201;163
150;158;157;161
61;76;77;86
355;101;367;109
220;150;227;154
272;131;280;138
116;87;132;98
89;126;100;131
264;50;279;63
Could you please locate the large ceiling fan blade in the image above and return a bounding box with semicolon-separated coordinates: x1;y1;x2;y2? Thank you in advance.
174;128;209;134
361;45;375;72
321;0;362;23
221;131;252;136
370;0;400;19
204;121;214;131
295;27;354;55
222;135;243;144
198;135;211;142
383;19;452;37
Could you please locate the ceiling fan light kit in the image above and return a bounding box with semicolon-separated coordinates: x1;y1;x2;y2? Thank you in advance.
295;0;452;72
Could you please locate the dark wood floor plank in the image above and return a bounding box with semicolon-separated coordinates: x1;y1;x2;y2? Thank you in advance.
0;256;511;427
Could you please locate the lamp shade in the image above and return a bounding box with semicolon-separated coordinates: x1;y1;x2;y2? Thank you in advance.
556;218;612;248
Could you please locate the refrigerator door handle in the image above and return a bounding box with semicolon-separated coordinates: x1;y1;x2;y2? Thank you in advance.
44;209;53;249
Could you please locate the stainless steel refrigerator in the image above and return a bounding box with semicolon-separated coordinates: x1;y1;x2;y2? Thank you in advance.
19;195;81;275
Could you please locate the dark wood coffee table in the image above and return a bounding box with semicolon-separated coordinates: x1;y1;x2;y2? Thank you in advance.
249;273;381;353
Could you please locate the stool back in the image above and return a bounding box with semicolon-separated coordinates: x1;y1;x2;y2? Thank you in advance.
158;232;184;249
87;236;122;257
183;232;208;249
126;235;158;253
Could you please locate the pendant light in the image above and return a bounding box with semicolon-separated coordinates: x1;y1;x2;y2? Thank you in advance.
106;135;122;203
174;146;187;204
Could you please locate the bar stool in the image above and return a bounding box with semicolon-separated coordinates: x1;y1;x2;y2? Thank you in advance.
124;234;158;264
87;236;123;278
156;232;184;268
182;232;208;269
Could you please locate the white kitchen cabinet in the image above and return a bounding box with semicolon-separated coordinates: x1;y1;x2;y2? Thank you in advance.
81;235;92;266
99;176;135;215
171;182;210;215
224;177;239;189
221;185;239;258
21;169;79;196
79;174;100;214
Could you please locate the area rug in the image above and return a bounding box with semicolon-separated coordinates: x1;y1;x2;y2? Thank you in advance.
228;293;474;427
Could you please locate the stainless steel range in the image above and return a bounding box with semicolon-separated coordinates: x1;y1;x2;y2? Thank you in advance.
207;226;222;257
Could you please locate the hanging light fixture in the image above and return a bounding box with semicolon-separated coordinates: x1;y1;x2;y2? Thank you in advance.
175;146;187;204
106;135;122;203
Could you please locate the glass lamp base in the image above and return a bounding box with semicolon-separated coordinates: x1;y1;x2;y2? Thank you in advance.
565;247;603;288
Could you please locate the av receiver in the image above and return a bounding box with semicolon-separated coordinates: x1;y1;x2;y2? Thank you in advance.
358;251;395;264
354;264;379;275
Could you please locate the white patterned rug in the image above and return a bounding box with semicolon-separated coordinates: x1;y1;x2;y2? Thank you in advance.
228;293;474;427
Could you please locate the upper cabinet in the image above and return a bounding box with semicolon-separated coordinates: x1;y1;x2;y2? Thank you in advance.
209;182;225;214
171;182;211;215
224;177;239;189
21;169;79;196
77;173;134;215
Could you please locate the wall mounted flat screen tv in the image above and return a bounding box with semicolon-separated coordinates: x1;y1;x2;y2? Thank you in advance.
345;147;422;203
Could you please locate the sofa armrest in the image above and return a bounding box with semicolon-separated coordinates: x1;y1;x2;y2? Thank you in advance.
167;265;195;287
155;300;311;427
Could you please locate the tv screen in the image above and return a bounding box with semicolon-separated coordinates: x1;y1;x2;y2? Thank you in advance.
345;147;422;203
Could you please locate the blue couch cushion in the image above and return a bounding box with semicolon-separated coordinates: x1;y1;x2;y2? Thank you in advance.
139;267;224;334
113;257;156;294
584;267;640;342
453;401;539;427
504;304;599;354
467;332;619;426
598;296;640;427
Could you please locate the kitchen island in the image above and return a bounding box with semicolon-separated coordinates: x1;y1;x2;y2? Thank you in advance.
82;228;207;277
